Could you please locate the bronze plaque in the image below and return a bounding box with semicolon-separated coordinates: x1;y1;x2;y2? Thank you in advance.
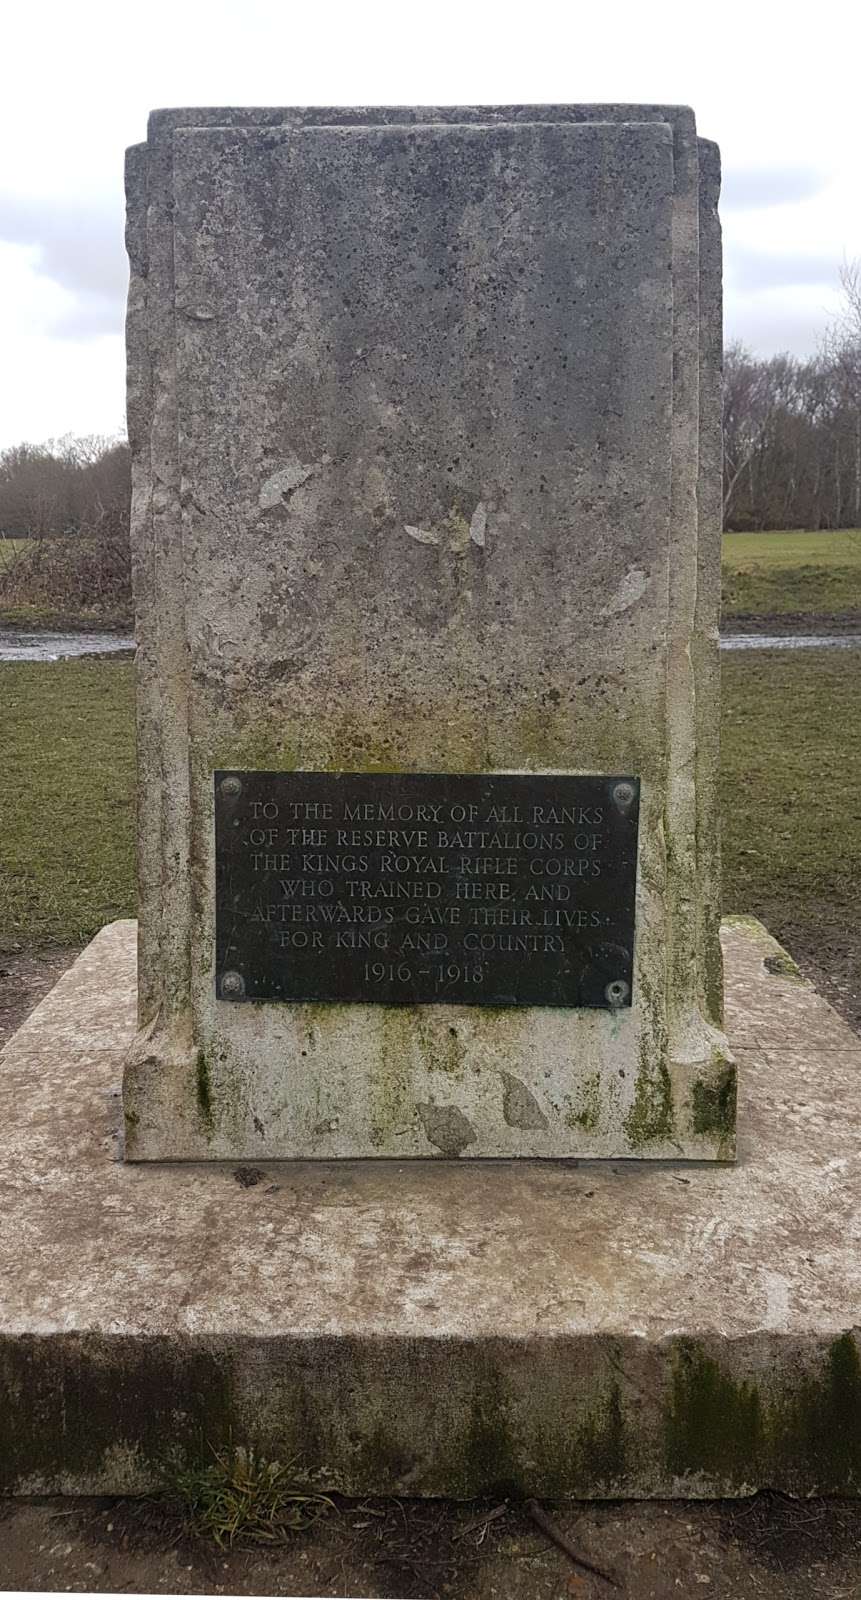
215;771;639;1008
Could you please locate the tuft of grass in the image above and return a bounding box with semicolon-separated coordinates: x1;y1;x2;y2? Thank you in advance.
171;1446;334;1547
0;659;136;951
0;537;33;570
722;529;861;618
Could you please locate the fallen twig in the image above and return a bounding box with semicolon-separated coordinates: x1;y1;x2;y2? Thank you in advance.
525;1499;623;1589
452;1502;508;1543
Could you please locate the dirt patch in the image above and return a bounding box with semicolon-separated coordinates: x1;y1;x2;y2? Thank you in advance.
0;945;79;1049
721;1492;861;1571
775;913;861;1036
0;611;133;633
1;1493;860;1597
722;611;861;636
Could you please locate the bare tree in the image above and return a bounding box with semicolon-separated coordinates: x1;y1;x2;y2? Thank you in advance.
722;263;861;531
722;342;779;525
0;434;129;540
825;261;861;527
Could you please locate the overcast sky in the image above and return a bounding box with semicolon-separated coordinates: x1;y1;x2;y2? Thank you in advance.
1;0;859;449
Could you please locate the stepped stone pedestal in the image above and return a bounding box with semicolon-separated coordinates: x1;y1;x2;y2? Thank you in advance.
1;918;859;1498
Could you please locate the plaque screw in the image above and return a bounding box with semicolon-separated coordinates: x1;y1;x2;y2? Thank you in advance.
612;781;636;811
605;979;630;1007
221;970;245;999
220;775;243;799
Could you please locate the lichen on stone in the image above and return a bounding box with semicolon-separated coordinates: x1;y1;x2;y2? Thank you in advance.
665;1341;764;1482
573;1380;628;1488
691;1057;737;1154
624;1053;674;1149
764;952;801;980
566;1071;602;1133
664;1334;861;1494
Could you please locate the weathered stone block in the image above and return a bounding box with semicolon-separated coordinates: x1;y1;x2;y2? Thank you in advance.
124;106;730;1159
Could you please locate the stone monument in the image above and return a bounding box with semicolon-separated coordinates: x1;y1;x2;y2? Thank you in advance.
123;105;734;1160
5;104;861;1505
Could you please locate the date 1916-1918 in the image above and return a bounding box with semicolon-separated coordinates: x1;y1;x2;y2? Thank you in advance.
365;961;485;988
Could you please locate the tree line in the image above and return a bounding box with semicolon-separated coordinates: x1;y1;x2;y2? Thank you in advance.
723;262;861;530
2;262;860;547
0;435;131;619
0;434;129;541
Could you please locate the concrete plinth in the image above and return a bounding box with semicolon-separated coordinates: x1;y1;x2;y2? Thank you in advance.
1;916;860;1499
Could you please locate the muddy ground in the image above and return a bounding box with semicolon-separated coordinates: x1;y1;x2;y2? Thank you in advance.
0;945;78;1048
725;610;861;635
771;909;861;1036
2;1491;861;1598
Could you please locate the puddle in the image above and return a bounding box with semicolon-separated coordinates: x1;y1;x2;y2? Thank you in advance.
0;629;135;662
3;628;858;663
721;633;861;651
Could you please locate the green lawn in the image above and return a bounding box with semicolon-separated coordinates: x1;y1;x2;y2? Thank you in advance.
721;649;860;949
722;529;861;618
0;660;136;950
3;528;853;627
1;655;859;1032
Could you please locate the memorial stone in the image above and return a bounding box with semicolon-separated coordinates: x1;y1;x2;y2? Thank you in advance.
123;104;734;1160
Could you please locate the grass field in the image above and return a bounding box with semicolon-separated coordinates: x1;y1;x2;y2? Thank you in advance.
0;659;136;950
720;648;860;1020
2;529;859;627
1;652;858;1028
722;529;861;618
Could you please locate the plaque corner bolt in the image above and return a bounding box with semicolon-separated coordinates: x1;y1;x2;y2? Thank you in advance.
605;979;630;1008
219;775;243;799
611;780;636;812
220;970;245;999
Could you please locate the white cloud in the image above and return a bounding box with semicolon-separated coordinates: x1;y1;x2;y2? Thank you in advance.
0;195;127;342
728;289;846;360
721;166;830;212
727;247;836;295
0;0;860;445
0;244;124;443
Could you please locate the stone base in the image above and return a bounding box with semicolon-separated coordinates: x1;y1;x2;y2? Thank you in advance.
1;917;860;1499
